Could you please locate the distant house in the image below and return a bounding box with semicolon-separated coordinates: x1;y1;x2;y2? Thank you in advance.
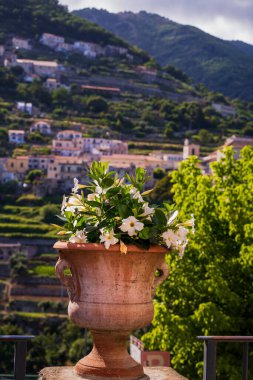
27;155;52;170
151;152;183;170
5;156;29;181
101;154;166;169
0;45;5;56
105;45;128;57
12;58;63;77
223;135;253;150
83;138;128;155
56;130;82;140
44;78;59;90
12;37;32;50
40;33;65;48
53;130;83;156
55;42;73;53
46;156;91;191
73;41;103;58
16;101;33;115
212;103;236;118
8;130;25;144
30;121;52;135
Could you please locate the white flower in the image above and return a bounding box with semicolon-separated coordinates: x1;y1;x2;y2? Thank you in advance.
120;216;144;237
61;195;67;215
177;241;188;259
162;229;178;248
140;203;155;220
182;215;195;233
162;227;189;257
175;226;189;242
130;187;144;203
87;193;97;201
69;230;87;244
168;210;179;225
100;229;119;249
65;195;86;213
72;178;79;194
94;180;104;195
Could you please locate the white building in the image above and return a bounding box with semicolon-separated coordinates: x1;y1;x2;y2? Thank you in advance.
17;102;33;115
30;121;52;135
12;37;32;50
212;103;236;118
8;130;25;144
55;42;73;53
6;56;63;78
40;33;65;48
73;41;103;58
52;130;83;156
83;138;128;155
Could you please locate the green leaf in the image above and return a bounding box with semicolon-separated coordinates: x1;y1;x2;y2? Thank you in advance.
154;208;167;227
139;227;150;240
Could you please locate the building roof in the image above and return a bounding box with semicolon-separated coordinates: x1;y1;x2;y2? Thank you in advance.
42;33;64;39
81;85;120;93
8;130;25;134
57;130;81;134
17;59;59;67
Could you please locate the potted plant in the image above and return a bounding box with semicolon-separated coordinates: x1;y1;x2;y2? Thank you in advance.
54;162;193;379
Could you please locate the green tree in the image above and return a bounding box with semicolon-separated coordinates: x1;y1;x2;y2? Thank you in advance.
143;147;253;380
39;204;59;223
25;169;43;183
86;96;108;113
149;174;172;204
10;251;28;278
153;167;165;179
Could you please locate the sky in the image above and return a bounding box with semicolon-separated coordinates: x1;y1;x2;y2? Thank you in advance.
59;0;253;45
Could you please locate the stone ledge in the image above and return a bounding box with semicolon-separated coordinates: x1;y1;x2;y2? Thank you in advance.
39;366;188;380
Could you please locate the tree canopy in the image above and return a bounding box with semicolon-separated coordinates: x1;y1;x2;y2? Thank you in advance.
143;147;253;379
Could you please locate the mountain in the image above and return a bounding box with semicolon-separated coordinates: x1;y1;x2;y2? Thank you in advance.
0;0;148;61
230;40;253;59
73;8;253;101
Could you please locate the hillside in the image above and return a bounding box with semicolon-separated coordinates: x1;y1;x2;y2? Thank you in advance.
73;8;253;101
0;0;148;61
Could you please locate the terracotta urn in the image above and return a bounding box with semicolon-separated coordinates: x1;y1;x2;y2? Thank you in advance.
54;242;169;380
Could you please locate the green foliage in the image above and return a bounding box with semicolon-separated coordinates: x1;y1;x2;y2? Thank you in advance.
149;174;173;204
32;265;56;277
143;147;253;379
9;251;28;278
39;204;59;223
25;169;44;183
153;167;165;180
86;96;108;113
16;194;44;206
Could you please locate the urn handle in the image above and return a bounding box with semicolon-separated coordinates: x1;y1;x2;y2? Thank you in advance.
152;261;169;296
55;257;79;301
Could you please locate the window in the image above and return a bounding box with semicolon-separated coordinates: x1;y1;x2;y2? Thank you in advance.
191;148;195;155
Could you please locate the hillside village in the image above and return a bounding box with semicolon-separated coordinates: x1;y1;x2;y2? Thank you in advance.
0;1;253;377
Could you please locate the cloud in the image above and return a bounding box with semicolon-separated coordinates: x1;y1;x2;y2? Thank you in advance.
60;0;253;44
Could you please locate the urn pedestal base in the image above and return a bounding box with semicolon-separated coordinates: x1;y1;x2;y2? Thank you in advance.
39;366;188;380
75;330;144;379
